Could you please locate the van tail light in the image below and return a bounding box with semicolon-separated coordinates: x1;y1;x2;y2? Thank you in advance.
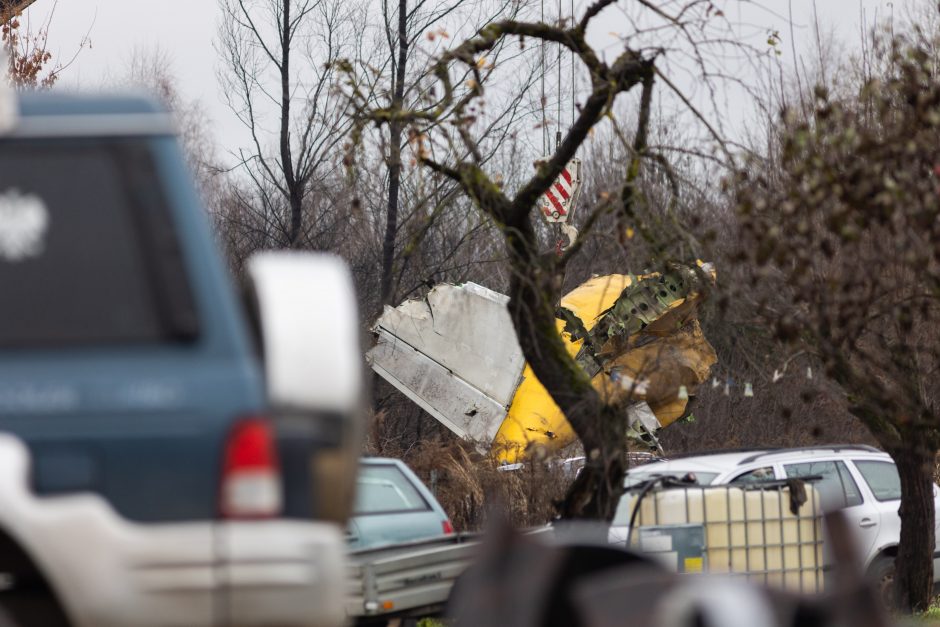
442;520;454;535
220;418;282;519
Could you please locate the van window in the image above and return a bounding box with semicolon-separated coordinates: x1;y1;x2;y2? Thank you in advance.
354;464;429;515
730;467;775;484
0;138;198;347
854;460;901;502
783;460;863;509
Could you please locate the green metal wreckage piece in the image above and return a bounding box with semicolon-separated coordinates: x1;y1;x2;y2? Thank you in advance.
557;265;702;379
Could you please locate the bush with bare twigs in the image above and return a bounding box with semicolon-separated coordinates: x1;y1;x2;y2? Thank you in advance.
364;411;571;531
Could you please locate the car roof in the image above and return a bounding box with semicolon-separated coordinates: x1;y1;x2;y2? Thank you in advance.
5;91;175;138
630;453;753;475
359;457;406;466
629;445;890;475
17;91;166;117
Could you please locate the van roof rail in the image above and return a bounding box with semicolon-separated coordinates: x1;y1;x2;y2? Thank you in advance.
660;447;775;461
737;444;882;466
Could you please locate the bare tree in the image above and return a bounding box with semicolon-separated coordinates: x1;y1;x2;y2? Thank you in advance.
122;48;220;201
347;0;744;520
733;32;940;612
2;1;86;89
217;0;356;248
0;1;37;14
338;0;535;309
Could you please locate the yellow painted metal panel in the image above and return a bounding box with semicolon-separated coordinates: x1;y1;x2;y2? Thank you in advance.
493;271;716;462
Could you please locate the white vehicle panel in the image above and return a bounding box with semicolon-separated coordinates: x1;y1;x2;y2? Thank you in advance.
614;447;940;582
0;433;344;627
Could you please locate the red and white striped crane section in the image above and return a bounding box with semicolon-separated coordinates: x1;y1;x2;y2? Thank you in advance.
537;158;582;224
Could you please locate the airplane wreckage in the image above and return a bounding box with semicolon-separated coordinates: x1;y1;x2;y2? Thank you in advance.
367;264;718;462
368;157;717;461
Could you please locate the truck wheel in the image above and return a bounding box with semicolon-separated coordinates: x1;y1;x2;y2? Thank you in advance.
869;555;896;609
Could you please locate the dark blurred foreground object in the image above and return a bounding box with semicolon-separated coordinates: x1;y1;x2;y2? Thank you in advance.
0;603;21;627
447;513;889;627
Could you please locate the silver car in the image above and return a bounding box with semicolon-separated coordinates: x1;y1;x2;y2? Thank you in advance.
609;444;940;598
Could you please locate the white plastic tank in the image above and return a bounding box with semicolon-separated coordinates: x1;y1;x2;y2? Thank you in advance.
621;484;824;593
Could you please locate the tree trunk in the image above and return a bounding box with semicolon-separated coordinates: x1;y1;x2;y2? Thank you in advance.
279;0;300;248
554;404;625;522
288;188;302;248
380;0;409;305
891;441;936;613
503;219;625;521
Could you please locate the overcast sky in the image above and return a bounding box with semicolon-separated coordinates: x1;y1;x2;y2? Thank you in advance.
28;0;914;162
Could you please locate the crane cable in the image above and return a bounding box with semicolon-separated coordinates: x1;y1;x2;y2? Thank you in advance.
540;0;547;155
539;0;572;153
556;0;562;151
539;0;581;251
571;0;575;129
560;0;580;249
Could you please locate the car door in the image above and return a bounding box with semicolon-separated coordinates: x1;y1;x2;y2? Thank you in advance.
782;459;877;558
347;462;444;550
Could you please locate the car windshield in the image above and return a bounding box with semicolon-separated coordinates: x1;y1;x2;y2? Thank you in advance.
623;470;719;489
353;464;429;515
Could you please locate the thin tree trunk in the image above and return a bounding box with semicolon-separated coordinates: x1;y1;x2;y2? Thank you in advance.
892;442;936;613
288;189;303;247
279;0;301;247
380;0;408;305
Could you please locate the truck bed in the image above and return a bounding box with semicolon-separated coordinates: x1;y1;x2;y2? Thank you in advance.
345;533;482;622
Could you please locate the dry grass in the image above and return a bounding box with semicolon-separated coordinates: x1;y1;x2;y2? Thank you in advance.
364;415;571;531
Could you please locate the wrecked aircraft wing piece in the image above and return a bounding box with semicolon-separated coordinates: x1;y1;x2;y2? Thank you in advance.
369;283;526;442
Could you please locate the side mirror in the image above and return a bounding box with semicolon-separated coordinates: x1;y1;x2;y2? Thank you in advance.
245;251;364;523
